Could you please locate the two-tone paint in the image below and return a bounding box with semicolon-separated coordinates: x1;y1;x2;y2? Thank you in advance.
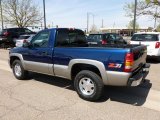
9;28;148;86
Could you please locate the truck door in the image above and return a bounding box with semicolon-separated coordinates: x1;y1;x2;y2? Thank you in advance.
23;30;53;75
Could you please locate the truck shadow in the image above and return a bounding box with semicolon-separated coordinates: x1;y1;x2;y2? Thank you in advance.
100;80;152;106
31;73;152;106
146;58;159;64
30;73;74;90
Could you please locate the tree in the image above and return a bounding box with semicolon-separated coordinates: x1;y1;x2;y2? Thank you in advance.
124;0;160;20
156;24;160;31
2;0;42;28
127;20;140;29
146;0;160;5
90;24;98;33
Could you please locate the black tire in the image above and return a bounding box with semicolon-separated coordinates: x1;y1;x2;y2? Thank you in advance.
156;57;160;62
12;60;28;80
1;43;5;49
74;70;104;101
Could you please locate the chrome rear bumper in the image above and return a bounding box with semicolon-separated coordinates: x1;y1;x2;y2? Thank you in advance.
127;64;150;86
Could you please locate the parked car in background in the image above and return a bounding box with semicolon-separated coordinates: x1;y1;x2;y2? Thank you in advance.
15;34;35;47
87;33;127;45
130;32;160;61
0;28;36;48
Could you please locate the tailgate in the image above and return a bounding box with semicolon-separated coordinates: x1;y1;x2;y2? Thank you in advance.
131;45;147;71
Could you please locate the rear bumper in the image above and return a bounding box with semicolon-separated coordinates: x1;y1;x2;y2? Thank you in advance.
147;49;160;57
105;64;150;86
127;64;150;86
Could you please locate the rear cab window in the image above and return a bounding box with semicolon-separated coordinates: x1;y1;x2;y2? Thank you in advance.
131;34;159;41
55;29;87;47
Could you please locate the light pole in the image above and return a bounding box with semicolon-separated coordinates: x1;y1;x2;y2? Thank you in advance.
133;0;137;33
43;0;46;29
0;0;4;30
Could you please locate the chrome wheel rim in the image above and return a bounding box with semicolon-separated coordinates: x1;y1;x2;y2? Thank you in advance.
14;63;22;77
79;77;95;96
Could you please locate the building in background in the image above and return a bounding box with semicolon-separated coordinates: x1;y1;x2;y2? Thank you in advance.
100;27;150;36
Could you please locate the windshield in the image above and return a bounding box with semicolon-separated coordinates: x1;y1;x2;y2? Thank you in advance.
131;34;159;41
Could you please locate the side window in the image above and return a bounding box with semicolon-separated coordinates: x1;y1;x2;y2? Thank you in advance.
109;34;116;41
104;34;109;40
31;31;50;48
115;34;122;40
56;30;69;47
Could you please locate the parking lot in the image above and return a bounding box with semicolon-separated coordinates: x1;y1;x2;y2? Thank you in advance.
0;49;160;120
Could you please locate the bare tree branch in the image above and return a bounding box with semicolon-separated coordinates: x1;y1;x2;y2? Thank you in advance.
1;0;42;28
124;0;160;19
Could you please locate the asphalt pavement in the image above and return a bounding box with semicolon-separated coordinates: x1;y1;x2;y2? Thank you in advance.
0;49;160;120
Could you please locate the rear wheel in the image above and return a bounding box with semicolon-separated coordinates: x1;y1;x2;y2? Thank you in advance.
74;70;104;101
12;60;28;80
156;56;160;62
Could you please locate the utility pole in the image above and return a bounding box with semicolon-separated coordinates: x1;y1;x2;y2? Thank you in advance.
93;14;95;25
87;12;89;33
43;0;46;29
133;0;137;33
0;0;4;30
101;19;104;28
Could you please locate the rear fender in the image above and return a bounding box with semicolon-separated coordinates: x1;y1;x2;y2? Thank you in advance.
68;59;108;84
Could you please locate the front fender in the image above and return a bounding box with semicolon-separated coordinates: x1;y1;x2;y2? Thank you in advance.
9;53;26;69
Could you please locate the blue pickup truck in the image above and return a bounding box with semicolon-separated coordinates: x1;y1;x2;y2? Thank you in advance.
9;28;150;101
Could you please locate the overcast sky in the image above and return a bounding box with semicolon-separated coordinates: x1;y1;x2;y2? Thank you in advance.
35;0;155;29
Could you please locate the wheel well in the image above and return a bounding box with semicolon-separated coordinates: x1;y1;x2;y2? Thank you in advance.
71;63;102;80
10;56;20;68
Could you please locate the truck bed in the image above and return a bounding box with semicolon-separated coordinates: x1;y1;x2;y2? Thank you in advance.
88;44;141;49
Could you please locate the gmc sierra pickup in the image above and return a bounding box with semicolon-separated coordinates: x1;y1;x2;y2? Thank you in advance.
9;28;150;101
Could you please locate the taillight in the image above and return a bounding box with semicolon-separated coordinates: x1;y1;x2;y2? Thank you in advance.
3;32;10;36
124;53;134;72
155;42;160;48
102;40;107;44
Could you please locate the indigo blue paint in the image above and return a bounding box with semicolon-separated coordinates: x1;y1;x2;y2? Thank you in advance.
10;28;131;72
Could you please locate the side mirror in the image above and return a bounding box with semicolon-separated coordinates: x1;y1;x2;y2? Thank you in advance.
23;41;31;48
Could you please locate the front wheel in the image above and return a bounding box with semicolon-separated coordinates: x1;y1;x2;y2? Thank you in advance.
74;70;104;101
12;60;28;80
